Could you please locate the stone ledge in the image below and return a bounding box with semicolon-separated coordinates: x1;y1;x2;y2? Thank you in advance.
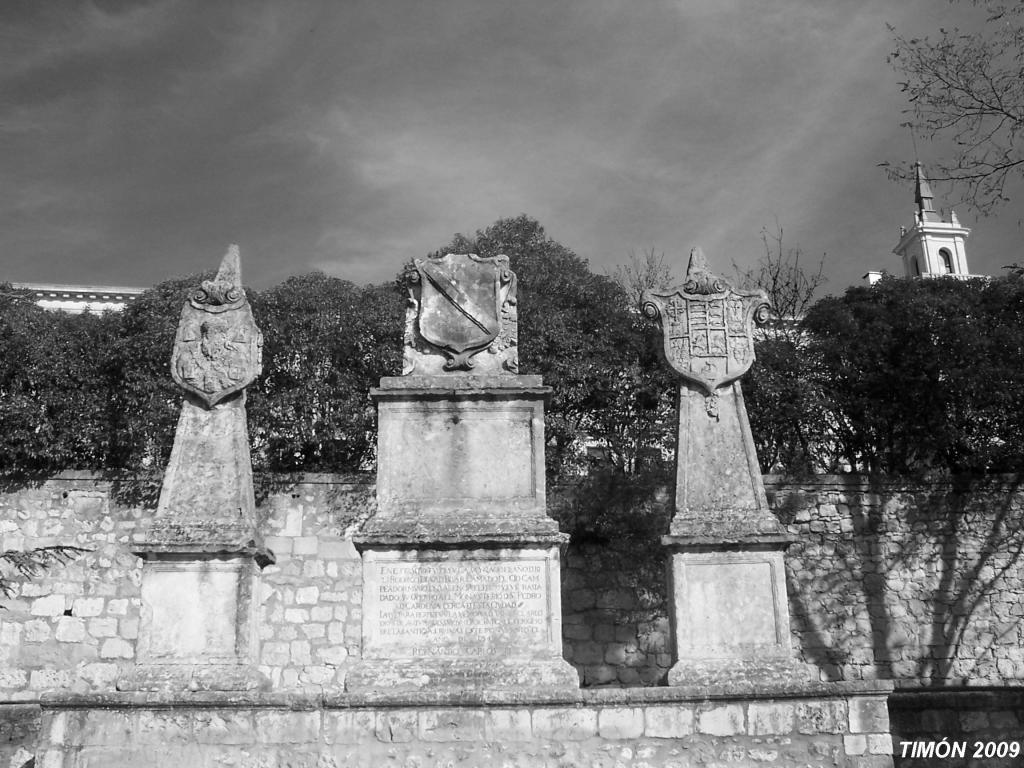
26;680;893;710
889;685;1024;710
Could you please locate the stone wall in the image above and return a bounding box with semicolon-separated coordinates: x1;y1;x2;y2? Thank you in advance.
774;475;1024;686
22;687;891;768
3;473;1024;696
0;473;371;699
559;475;1024;688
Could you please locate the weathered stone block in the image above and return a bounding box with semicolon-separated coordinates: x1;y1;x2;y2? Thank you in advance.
597;707;644;739
644;704;695;738
31;595;66;616
532;708;597;740
87;618;118;638
73;598;104;617
375;711;417;743
749;702;794;735
135;711;191;744
698;704;744;736
844;734;867;755
867;733;893;755
55;617;86;643
796;700;846;735
253;710;320;744
323;710;376;745
99;638;133;659
848;696;889;733
418;709;486;742
483;709;532;742
191;711;256;744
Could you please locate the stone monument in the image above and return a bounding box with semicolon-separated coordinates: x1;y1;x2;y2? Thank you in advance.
347;253;578;692
642;247;809;686
119;245;273;692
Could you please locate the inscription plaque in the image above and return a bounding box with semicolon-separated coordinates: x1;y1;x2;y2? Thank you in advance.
363;552;555;659
139;562;241;663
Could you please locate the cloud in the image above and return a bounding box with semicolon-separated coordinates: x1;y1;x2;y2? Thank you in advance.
0;0;1015;291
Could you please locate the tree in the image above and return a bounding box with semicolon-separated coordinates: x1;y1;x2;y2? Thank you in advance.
612;248;679;308
249;274;403;474
429;215;674;478
737;228;831;473
802;274;1024;475
887;1;1024;213
0;284;121;486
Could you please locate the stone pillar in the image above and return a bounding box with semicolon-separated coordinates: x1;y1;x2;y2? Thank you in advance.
346;253;578;692
642;248;810;686
118;246;273;693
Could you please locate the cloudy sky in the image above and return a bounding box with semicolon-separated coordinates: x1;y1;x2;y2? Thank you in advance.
2;0;1018;295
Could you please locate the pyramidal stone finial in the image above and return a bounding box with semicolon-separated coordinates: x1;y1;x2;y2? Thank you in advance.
216;244;242;286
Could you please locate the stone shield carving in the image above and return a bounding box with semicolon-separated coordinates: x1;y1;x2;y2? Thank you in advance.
641;248;770;396
407;253;518;372
171;248;263;407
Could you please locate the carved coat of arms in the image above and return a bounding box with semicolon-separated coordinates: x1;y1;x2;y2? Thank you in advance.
171;246;263;407
403;253;518;373
641;248;769;397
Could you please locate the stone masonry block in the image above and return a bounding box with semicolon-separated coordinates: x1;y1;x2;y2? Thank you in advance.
323;710;376;745
55;617;86;643
376;711;417;743
191;711;257;745
848;697;889;734
72;597;104;617
844;734;868;755
88;618;118;638
295;586;319;604
796;700;846;735
597;707;644;739
867;733;893;755
644;704;695;738
484;709;533;742
699;704;745;736
99;638;133;659
31;595;66;616
749;702;795;735
419;709;486;742
106;599;128;615
254;710;320;744
293;536;318;556
532;707;598;741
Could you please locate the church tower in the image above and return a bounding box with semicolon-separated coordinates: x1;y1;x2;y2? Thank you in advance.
892;161;971;278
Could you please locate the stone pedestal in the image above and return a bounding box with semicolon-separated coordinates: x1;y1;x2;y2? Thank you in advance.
118;248;273;693
663;383;809;686
642;249;812;688
349;375;577;692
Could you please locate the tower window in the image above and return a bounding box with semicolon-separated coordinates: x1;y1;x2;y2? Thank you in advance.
939;248;954;274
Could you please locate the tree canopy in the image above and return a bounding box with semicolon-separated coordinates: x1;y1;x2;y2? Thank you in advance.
3;223;1024;487
758;274;1024;475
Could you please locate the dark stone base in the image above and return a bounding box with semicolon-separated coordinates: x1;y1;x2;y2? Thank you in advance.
345;657;580;694
116;664;271;693
667;657;816;688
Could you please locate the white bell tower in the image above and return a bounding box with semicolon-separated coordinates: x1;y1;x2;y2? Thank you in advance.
893;162;971;278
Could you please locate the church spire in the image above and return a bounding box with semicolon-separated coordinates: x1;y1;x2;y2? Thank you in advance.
914;161;940;222
889;159;971;280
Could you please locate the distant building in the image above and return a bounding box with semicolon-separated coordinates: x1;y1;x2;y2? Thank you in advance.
10;282;145;314
864;162;985;285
